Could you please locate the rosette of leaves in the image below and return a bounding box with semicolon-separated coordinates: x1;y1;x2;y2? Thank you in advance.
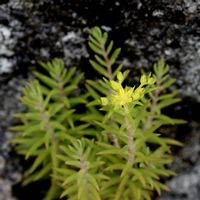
11;26;185;200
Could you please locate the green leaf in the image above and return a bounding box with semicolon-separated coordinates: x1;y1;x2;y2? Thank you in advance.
63;67;76;84
25;137;45;159
57;131;75;142
98;148;127;157
102;32;108;45
20;96;37;108
34;71;57;88
106;163;124;171
115;175;129;199
155;114;176;124
86;84;101;99
63;84;77;94
101;177;120;191
70;95;88;106
89;60;108;76
11;123;41;137
158;91;177;100
106;40;114;55
62;173;77;186
49;103;64;116
131;169;146;187
158;98;181;109
11;138;34;144
161;78;176;89
26;149;49;175
129;182;141;200
23;162;52;185
89;184;101;200
44;90;57;109
110;48;121;65
71;72;84;85
44;131;51;149
89;35;101;47
120;163;131;178
161;138;184;146
113;64;123;78
89;42;102;55
60;184;77;198
87;80;108;95
88;174;100;191
15;113;42;121
65;160;80;168
90;27;102;39
50;121;67;131
95;55;107;67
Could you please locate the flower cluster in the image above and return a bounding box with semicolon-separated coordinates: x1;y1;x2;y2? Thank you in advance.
101;72;156;108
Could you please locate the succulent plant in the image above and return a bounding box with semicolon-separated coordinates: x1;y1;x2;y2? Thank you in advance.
11;27;185;200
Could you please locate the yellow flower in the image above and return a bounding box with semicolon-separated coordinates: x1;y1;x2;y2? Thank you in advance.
100;77;145;108
111;86;134;107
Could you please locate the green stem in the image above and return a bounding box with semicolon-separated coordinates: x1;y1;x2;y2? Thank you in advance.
39;103;60;200
142;81;161;133
43;182;60;200
101;46;120;147
79;154;90;200
101;47;113;80
124;105;135;164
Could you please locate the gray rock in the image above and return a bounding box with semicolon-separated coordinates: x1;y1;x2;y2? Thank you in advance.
60;30;89;65
157;163;200;200
0;1;24;74
0;179;16;200
156;121;200;200
0;76;26;200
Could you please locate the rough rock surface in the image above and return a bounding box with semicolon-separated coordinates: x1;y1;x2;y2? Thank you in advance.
155;120;200;200
0;0;200;199
0;76;26;200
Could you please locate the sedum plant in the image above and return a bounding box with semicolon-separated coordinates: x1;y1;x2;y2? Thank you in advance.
11;27;185;200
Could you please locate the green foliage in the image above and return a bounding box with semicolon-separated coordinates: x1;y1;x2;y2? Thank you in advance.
11;27;185;200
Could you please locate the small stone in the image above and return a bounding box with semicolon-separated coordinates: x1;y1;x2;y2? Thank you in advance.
152;10;164;17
